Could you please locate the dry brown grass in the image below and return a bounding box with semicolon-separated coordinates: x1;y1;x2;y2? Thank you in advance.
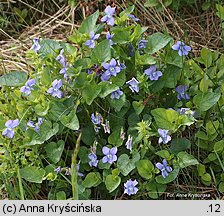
0;0;223;73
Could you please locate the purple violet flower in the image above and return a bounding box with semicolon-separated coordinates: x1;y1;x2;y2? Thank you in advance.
27;121;35;128
144;65;162;81
2;119;20;139
158;129;171;144
102;146;117;164
156;159;172;178
91;113;101;125
138;39;148;49
117;60;126;70
85;31;100;49
27;117;44;133
47;79;63;98
56;49;69;78
101;6;116;26
88;153;99;167
178;108;195;116
110;89;123;99
101;58;121;81
124;179;138;196
179;108;190;115
56;49;67;67
30;38;41;52
59;67;68;79
76;164;84;177
172;41;191;56
106;32;114;47
126;77;139;93
20;79;36;96
55;166;61;173
128;14;139;21
176;85;190;100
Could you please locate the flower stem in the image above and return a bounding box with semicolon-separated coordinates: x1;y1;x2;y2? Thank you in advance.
17;166;24;200
71;132;82;200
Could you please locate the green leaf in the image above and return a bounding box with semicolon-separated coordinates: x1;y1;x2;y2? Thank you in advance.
166;47;183;68
155;150;171;160
0;71;27;87
91;40;111;64
196;131;208;140
78;10;99;34
197;164;206;176
130;25;148;42
68;31;84;44
117;153;139;176
105;175;121;193
199;75;209;93
45;140;65;164
110;69;126;87
177;152;199;168
112;28;131;44
132;101;145;115
135;52;156;65
82;81;101;105
20;166;45;183
56;191;66;200
82;172;102;188
34;100;50;116
144;0;159;7
193;91;221;111
214;140;224;153
218;182;224;193
60;109;79;130
164;0;173;7
119;5;135;17
109;93;127;112
202;173;211;182
39;38;61;55
216;4;224;21
78;146;90;163
112;168;120;176
170;138;191;155
191;61;204;76
81;123;96;146
74;58;91;69
202;2;211;11
98;160;111;170
61;42;77;56
151;108;179;130
98;82;119;98
206;120;219;135
48;101;67;121
108;129;124;147
146;32;172;54
136;160;154;180
145;180;166;199
163;65;181;88
73;72;88;89
23;121;59;146
156;163;180;184
207;153;217;162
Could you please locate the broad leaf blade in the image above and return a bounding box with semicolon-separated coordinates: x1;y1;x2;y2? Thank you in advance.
0;71;27;87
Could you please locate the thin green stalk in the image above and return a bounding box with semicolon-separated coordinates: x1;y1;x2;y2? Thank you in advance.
17;166;24;200
71;132;82;200
217;103;224;130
